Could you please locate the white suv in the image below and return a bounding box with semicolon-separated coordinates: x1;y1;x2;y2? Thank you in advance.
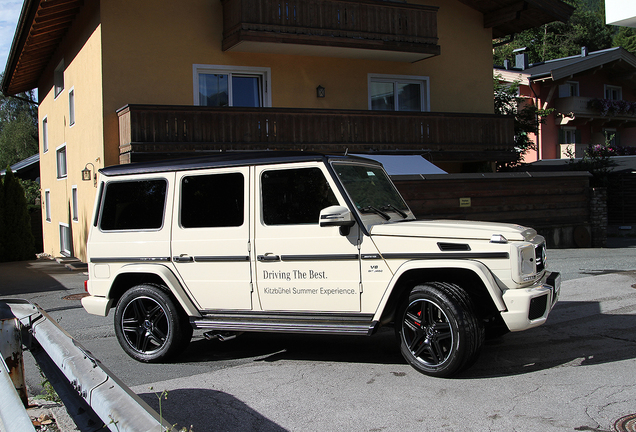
82;152;560;377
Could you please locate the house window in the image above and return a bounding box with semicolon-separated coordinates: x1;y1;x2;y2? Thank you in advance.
45;190;51;222
69;88;75;126
558;81;579;97
604;128;619;146
560;127;579;144
59;223;71;257
193;65;271;107
42;117;48;153
368;74;429;112
56;145;67;179
605;85;622;100
72;186;79;222
54;60;64;98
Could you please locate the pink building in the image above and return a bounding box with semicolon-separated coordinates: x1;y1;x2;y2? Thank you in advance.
495;47;636;162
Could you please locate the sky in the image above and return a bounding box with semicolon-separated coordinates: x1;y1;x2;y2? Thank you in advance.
0;0;23;76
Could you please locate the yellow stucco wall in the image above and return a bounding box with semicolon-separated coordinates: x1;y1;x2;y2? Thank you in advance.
37;0;104;261
99;0;493;161
36;0;493;261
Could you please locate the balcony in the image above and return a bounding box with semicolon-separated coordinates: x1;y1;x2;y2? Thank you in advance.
117;105;515;164
555;96;636;126
221;0;440;62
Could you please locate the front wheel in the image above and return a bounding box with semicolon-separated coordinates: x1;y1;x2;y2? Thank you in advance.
396;282;484;377
114;284;193;362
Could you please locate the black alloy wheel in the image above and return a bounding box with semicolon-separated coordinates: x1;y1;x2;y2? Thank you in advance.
114;284;192;362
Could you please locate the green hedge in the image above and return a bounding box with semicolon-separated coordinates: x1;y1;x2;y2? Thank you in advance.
1;169;36;262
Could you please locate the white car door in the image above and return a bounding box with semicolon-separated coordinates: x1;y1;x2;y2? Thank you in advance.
253;163;361;312
171;167;252;310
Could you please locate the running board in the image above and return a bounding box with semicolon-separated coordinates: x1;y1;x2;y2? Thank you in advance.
191;312;377;336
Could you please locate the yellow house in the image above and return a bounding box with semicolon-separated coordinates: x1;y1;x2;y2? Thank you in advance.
2;0;572;261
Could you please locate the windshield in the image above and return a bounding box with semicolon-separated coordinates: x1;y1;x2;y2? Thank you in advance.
332;162;411;218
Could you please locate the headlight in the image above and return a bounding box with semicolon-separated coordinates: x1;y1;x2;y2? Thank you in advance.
518;244;536;280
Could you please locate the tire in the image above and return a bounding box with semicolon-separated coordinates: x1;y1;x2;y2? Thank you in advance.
396;282;484;378
114;284;193;362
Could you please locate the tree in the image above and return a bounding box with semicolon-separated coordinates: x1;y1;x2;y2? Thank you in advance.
494;75;553;167
494;0;615;65
613;27;636;55
0;168;36;262
0;73;38;169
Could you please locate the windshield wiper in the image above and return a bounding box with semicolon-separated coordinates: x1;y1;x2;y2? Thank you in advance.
360;206;391;220
381;203;408;219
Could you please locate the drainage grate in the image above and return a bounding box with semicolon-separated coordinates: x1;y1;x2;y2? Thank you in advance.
615;414;636;432
62;293;89;301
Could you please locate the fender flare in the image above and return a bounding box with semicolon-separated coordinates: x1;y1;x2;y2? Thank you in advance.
113;264;201;317
372;259;506;321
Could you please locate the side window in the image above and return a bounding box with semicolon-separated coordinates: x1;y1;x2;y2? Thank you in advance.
181;172;244;228
261;168;338;225
100;179;167;231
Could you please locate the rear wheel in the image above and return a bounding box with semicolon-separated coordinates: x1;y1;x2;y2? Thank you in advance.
114;284;193;362
396;282;484;377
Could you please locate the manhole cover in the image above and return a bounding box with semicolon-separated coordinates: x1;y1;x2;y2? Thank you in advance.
615;414;636;432
62;293;89;301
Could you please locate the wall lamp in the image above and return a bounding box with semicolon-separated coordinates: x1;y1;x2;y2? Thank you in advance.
316;85;325;98
82;162;97;187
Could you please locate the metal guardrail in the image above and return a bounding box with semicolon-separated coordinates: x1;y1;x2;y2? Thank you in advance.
0;298;171;432
0;310;36;432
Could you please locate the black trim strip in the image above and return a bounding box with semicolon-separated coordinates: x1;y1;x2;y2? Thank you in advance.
361;254;381;260
280;254;359;261
437;242;471;252
381;252;509;260
90;257;171;263
194;256;250;262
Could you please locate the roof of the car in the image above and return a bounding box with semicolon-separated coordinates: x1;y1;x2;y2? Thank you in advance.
99;151;379;176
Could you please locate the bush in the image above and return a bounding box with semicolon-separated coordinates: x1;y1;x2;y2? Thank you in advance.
0;169;36;262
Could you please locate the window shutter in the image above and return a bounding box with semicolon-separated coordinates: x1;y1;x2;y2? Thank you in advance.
558;129;565;144
575;129;581;144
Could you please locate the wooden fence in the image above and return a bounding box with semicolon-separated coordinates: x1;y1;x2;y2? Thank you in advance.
393;171;596;248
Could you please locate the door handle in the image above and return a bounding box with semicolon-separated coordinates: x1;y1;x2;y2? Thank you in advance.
173;255;194;262
257;254;280;262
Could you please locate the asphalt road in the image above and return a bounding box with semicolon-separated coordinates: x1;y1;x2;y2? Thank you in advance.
1;241;636;431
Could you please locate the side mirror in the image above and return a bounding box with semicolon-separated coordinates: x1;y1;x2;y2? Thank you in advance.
319;206;355;235
319;205;355;227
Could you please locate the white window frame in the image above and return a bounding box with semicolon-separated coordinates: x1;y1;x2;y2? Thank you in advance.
59;222;71;257
54;60;64;99
604;85;622;101
559;81;579;98
561;127;577;144
72;185;79;222
193;64;272;107
367;73;430;112
42;117;48;153
44;190;51;222
56;144;67;179
69;87;75;126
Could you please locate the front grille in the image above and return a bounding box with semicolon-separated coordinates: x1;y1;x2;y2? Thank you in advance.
528;294;548;320
535;243;546;273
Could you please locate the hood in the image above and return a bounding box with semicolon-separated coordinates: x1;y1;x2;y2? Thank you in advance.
369;219;536;242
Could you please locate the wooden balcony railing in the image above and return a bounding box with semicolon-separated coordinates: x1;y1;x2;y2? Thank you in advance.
117;105;514;163
222;0;440;61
